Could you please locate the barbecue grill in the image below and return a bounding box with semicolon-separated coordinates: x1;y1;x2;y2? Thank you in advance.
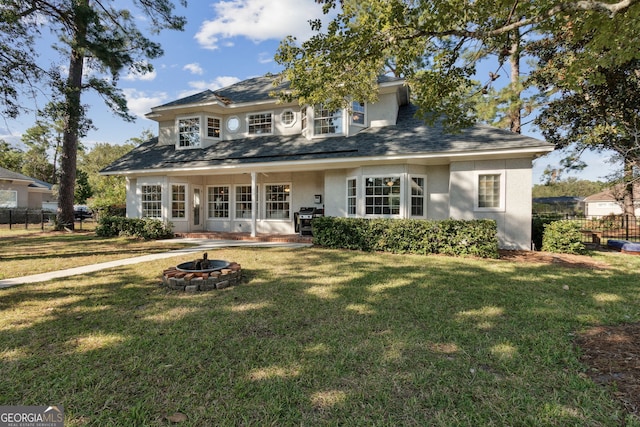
295;207;324;236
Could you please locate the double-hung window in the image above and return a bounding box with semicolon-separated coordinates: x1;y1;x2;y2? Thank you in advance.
177;117;201;148
235;186;255;219
314;105;343;135
208;186;229;218
265;184;290;219
248;112;272;135
351;101;365;125
206;117;221;139
347;178;357;216
0;190;17;208
365;177;400;215
171;185;186;218
141;185;162;218
410;176;426;217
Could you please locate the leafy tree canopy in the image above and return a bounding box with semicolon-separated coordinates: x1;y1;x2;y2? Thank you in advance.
275;0;640;131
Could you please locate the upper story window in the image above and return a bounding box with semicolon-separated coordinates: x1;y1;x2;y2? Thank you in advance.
301;107;308;132
314;105;343;135
351;101;365;125
206;117;221;139
281;110;295;127
248;112;273;135
177;117;201;148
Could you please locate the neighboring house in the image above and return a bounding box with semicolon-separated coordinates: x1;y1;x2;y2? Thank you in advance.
0;166;55;210
101;75;553;249
584;184;640;217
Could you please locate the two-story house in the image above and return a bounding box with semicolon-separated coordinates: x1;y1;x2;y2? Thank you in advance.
101;74;553;249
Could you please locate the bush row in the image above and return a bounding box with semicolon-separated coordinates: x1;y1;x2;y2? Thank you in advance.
96;216;174;240
312;217;499;258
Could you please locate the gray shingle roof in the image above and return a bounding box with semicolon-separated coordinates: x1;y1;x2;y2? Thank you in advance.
102;104;552;174
0;166;52;188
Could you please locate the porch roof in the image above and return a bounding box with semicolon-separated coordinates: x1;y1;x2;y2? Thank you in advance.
101;104;554;176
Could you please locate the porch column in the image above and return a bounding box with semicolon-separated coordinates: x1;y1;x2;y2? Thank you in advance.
251;171;257;237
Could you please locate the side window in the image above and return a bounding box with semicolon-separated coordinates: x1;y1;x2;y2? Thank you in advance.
475;172;505;211
351;101;365;125
410;176;426;217
347;178;357;216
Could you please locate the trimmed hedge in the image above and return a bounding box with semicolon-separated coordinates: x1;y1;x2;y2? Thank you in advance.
541;220;586;254
312;217;499;258
95;216;174;240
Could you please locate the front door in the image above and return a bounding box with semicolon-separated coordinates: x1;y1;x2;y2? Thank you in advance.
192;186;204;231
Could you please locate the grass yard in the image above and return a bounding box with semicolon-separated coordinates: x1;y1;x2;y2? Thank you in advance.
0;231;192;279
1;235;640;426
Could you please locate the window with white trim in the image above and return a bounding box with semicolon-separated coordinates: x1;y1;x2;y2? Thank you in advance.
410;176;426;217
351;101;365;125
281;110;295;127
314;105;343;135
141;185;162;218
347;178;357;216
248;112;273;135
171;184;186;218
265;184;290;219
235;185;255;219
301;107;308;132
208;186;229;218
177;117;201;148
365;177;400;215
0;190;17;208
206;116;221;139
475;172;505;211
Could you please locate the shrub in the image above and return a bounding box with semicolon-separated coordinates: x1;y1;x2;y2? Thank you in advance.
312;217;499;258
96;216;174;240
541;220;586;254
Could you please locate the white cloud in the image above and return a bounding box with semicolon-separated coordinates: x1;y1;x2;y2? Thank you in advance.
183;63;204;75
257;51;273;64
123;89;169;118
195;0;330;50
177;76;242;98
123;69;157;82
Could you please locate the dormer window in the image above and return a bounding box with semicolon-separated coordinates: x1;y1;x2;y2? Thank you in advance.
207;117;221;138
314;105;343;135
351;101;365;125
177;117;201;148
248;112;273;135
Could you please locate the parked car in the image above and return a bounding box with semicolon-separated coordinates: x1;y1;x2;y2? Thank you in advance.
73;205;93;220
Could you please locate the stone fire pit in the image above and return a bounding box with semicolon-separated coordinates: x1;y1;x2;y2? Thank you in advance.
162;252;242;291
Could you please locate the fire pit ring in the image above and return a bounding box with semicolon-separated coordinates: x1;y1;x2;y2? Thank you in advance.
161;252;242;292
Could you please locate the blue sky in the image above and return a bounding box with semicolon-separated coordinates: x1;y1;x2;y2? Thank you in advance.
0;0;615;183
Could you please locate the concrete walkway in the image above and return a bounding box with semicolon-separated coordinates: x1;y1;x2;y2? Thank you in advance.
0;238;311;289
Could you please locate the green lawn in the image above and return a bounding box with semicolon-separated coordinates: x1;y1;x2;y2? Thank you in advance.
1;237;639;426
0;231;191;279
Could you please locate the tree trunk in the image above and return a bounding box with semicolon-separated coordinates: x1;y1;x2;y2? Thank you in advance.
56;5;87;230
622;157;636;218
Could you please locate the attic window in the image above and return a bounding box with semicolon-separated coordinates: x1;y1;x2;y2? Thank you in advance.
177;117;201;148
206;117;221;139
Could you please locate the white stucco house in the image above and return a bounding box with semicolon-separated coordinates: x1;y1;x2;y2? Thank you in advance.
101;75;553;249
583;184;640;218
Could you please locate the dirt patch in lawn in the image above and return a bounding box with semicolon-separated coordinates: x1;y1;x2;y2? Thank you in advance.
575;323;640;418
498;249;611;270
